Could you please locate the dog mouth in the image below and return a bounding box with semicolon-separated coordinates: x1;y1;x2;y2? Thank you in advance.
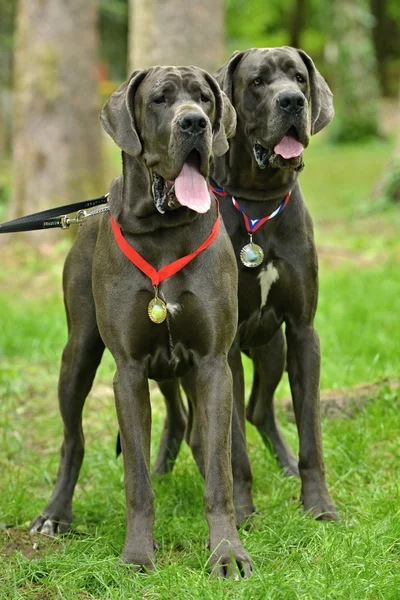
273;126;304;159
152;150;211;214
253;142;272;170
253;126;305;171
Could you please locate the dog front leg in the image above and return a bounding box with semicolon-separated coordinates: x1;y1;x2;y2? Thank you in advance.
286;322;338;520
113;362;156;570
193;355;252;578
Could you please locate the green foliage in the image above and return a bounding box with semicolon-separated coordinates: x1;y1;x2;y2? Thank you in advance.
379;156;400;203
225;0;327;57
99;0;128;80
329;0;381;143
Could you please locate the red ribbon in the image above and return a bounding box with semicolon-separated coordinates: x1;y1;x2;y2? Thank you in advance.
110;201;220;286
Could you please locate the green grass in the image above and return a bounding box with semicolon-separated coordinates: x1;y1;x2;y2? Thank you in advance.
1;136;399;598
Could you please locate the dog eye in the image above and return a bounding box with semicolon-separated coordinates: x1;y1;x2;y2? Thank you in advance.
250;77;263;88
152;96;166;105
295;74;306;84
200;94;210;103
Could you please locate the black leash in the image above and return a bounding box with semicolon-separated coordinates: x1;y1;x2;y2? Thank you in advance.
0;194;109;234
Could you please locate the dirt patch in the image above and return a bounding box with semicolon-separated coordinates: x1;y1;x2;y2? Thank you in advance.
317;244;385;270
90;378;399;422
0;527;57;558
281;379;399;420
380;99;400;136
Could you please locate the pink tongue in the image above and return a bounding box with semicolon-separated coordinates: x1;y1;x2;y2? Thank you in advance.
274;136;303;159
174;162;211;214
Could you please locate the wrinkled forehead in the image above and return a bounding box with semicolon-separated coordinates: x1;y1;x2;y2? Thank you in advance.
237;47;304;80
138;66;209;98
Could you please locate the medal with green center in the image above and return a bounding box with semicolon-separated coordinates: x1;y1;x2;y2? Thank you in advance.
148;285;167;324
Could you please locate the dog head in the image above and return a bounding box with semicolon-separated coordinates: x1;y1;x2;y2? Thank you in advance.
100;66;236;213
215;46;333;172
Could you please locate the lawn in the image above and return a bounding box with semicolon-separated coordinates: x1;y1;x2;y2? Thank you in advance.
0;135;399;599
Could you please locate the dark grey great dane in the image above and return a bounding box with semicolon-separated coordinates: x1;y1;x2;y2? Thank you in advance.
154;47;339;522
30;65;253;577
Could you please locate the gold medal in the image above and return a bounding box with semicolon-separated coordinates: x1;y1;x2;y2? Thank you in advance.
240;234;264;268
148;286;167;324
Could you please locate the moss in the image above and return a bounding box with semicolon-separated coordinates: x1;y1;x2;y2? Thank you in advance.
35;46;62;103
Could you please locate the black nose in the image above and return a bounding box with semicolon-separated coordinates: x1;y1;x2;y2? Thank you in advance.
278;91;305;115
179;112;207;135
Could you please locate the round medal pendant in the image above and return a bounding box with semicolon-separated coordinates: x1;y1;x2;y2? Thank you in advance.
148;297;167;324
240;242;264;268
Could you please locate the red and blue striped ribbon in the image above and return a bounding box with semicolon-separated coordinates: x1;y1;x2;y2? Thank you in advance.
211;186;291;234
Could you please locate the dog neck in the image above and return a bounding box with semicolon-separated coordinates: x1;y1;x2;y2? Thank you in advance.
108;153;200;235
211;122;299;202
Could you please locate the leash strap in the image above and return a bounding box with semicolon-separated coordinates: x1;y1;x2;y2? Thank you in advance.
110;200;221;286
0;194;109;234
210;186;291;234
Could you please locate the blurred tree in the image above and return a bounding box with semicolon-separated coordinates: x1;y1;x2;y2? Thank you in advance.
370;0;400;97
329;0;381;142
11;0;104;243
0;0;16;157
128;0;224;74
99;0;128;81
289;0;306;48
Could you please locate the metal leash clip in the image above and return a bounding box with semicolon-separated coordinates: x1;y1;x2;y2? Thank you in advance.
60;209;88;229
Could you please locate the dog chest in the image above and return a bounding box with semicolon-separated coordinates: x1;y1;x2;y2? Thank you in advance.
236;261;284;347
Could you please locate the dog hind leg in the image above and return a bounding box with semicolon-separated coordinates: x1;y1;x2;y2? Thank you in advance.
246;328;299;476
30;323;104;535
31;229;105;535
153;378;187;475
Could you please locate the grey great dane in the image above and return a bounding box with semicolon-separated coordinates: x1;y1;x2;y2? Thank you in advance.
154;47;339;522
30;65;253;577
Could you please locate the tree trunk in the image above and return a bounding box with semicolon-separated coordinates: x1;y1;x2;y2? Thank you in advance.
0;0;16;157
330;0;381;142
128;0;224;75
11;0;104;244
288;0;306;49
370;0;389;96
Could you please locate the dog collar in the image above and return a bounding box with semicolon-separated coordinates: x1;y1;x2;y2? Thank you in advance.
110;200;220;323
211;186;291;268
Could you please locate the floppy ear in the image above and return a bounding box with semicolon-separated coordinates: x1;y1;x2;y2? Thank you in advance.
100;69;150;155
296;49;334;135
203;71;237;157
214;50;247;102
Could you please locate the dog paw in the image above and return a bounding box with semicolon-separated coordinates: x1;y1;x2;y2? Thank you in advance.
280;455;300;477
120;539;157;572
301;489;339;521
308;501;339;521
235;504;257;529
30;512;71;536
210;540;253;579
